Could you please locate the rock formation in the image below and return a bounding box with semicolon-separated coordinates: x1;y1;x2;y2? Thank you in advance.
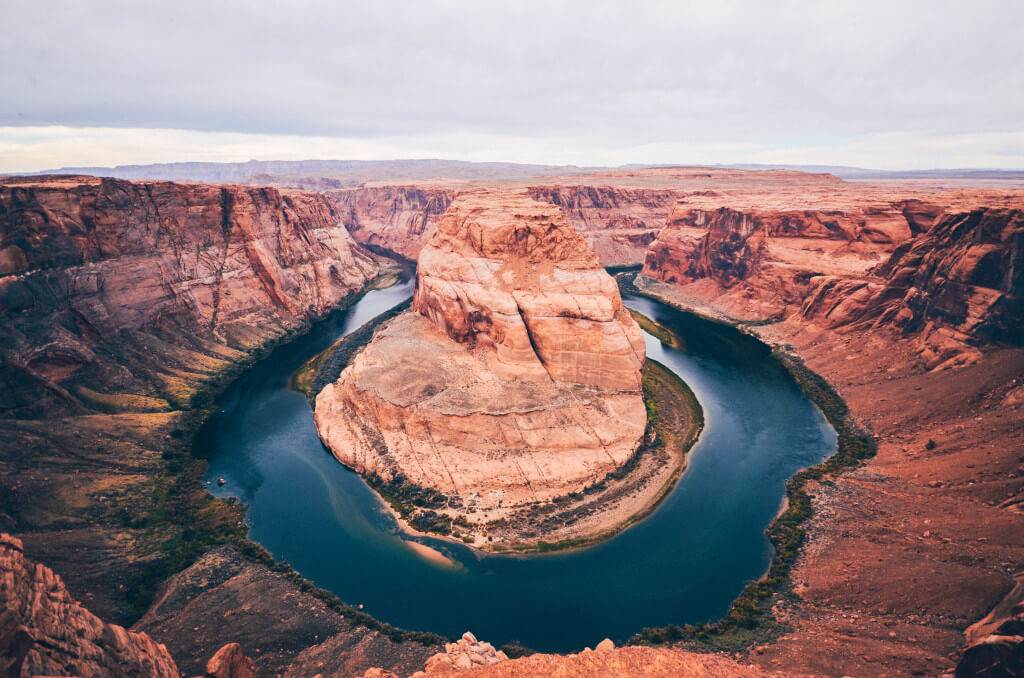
361;644;786;678
315;190;646;519
799;208;1023;369
640;200;938;322
421;631;508;673
330;185;453;260
527;185;679;266
0;175;379;418
205;642;255;678
0;533;179;678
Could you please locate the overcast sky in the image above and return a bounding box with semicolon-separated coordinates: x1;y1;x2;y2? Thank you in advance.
1;0;1022;172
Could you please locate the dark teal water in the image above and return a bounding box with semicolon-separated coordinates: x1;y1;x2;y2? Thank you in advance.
198;279;836;652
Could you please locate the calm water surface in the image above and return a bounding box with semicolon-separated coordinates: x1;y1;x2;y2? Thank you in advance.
199;278;835;652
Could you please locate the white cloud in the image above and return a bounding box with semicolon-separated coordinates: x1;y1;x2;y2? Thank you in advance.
1;0;1022;171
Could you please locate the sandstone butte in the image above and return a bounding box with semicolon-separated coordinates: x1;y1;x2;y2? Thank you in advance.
314;190;647;531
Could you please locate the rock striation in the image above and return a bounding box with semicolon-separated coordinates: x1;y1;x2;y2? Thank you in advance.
527;185;679;266
329;185;453;260
0;175;379;417
799;208;1023;369
641;200;938;322
315;190;646;517
0;533;179;678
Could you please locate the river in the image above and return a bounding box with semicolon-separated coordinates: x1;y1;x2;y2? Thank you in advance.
198;276;835;652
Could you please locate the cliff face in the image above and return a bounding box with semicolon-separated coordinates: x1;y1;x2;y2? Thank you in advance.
527;185;679;266
0;533;179;678
640;201;937;321
329;183;677;267
315;190;646;519
799;208;1023;369
328;185;453;260
0;176;378;417
0;175;382;631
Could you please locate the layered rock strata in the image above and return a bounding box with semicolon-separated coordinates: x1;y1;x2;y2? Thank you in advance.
0;175;379;418
527;185;679;266
315;191;646;516
329;185;453;260
640;200;940;322
799;208;1023;369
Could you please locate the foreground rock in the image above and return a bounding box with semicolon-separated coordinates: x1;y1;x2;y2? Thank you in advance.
364;644;789;677
0;533;179;677
315;190;646;535
421;631;509;673
135;547;440;678
205;642;255;678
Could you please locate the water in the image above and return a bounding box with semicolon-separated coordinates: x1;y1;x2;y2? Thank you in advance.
198;278;836;652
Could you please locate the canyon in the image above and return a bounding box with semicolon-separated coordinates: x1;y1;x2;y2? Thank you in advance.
0;167;1021;677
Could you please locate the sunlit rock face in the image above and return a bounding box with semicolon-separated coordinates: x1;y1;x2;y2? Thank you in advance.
315;190;646;509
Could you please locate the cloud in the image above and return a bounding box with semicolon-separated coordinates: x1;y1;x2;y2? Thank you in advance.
1;0;1022;170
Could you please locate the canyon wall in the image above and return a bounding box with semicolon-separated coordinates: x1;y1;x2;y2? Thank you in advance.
328;185;453;260
640;200;942;322
0;175;384;638
798;208;1023;368
328;183;680;267
527;185;679;266
315;190;646;519
0;176;379;418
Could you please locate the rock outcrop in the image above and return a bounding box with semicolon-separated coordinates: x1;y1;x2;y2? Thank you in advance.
640;200;937;322
0;175;379;418
205;642;255;678
363;644;786;678
329;185;453;260
315;190;645;521
135;548;440;678
0;533;179;678
799;208;1023;369
421;631;508;673
527;185;679;266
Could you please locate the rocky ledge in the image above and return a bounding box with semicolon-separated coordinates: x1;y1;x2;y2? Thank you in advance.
314;190;647;542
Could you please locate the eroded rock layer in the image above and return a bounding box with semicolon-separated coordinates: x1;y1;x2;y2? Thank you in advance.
0;175;379;418
315;190;645;510
799;208;1023;369
0;533;179;678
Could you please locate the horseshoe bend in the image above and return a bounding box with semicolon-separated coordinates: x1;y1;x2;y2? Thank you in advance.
1;168;1023;675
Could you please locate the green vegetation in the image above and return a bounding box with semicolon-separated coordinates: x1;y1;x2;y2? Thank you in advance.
625;289;877;652
628;308;680;347
291;298;412;401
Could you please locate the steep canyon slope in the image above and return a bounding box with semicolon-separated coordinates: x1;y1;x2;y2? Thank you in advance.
633;171;1024;676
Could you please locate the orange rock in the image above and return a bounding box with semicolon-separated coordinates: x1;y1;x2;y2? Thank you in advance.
205;642;255;678
315;190;645;516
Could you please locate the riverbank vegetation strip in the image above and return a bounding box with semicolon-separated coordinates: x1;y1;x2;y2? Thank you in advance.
115;278;444;647
619;273;878;651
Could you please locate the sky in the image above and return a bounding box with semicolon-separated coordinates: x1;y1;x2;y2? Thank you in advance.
1;0;1022;172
